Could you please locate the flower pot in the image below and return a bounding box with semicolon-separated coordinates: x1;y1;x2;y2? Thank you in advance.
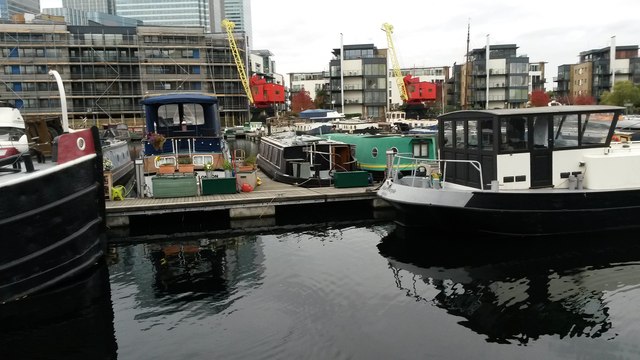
178;164;195;173
158;165;175;174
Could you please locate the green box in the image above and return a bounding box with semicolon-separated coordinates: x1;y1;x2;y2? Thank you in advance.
152;174;198;198
333;171;370;188
202;177;237;195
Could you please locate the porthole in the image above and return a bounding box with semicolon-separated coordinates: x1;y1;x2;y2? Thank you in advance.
371;147;378;158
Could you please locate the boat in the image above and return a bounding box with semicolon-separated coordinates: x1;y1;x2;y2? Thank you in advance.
0;70;106;303
101;125;134;188
139;93;231;197
319;132;438;181
293;109;344;135
332;118;380;134
257;132;361;187
377;105;640;237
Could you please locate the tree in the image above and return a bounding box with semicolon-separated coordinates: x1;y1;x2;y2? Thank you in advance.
314;88;330;109
600;81;640;107
530;90;550;107
290;89;315;113
574;95;596;105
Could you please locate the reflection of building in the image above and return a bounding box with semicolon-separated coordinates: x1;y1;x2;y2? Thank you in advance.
377;229;640;344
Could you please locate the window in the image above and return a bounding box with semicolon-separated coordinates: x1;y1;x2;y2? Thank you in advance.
553;114;579;148
500;117;528;151
412;142;430;157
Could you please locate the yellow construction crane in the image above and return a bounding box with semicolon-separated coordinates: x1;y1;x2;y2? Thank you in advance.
382;22;408;102
222;19;253;105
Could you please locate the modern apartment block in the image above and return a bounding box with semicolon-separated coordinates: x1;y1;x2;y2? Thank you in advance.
0;0;39;20
554;45;640;102
329;44;387;119
0;22;252;127
452;44;530;109
289;71;329;104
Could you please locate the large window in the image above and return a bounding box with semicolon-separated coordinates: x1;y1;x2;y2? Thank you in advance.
500;117;528;151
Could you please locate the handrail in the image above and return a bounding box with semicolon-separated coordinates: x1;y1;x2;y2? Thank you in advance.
389;154;484;190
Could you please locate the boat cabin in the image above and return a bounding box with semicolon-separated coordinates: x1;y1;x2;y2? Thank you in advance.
437;105;625;189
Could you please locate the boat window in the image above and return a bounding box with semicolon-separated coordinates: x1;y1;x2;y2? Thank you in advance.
371;147;378;158
455;122;465;149
155;156;176;167
553;114;579;148
412;142;430;157
480;119;493;150
444;121;453;148
192;155;213;166
500;117;528;151
467;121;478;148
581;112;615;145
157;103;205;126
532;116;549;148
0;127;25;141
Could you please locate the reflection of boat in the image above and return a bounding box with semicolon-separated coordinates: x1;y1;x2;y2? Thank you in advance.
320;132;438;180
377;105;640;236
0;262;116;359
257;132;359;187
377;226;640;344
0;70;106;303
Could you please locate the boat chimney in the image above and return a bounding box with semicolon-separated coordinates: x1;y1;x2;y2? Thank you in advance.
385;149;395;180
568;174;577;190
48;70;69;133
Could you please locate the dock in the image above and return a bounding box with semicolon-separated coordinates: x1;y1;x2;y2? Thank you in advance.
105;170;392;235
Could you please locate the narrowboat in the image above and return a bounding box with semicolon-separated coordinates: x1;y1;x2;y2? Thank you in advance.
257;132;360;187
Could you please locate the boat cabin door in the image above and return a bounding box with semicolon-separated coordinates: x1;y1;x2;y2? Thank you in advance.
529;115;553;188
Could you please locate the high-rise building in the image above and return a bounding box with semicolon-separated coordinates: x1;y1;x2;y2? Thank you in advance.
115;0;210;32
210;0;251;47
0;0;40;20
61;0;116;14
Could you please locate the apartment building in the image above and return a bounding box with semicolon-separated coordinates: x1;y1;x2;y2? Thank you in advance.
289;71;329;104
0;22;251;127
329;44;387;119
554;45;640;102
452;44;530;109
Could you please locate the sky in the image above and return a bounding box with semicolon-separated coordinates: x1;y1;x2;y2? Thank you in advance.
41;0;640;90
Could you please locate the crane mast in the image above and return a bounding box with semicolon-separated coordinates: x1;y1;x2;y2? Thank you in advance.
222;19;253;105
382;23;408;102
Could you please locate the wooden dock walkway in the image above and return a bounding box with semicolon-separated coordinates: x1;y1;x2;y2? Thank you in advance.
105;170;390;228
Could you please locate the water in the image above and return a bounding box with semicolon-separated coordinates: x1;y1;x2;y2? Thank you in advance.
5;222;640;359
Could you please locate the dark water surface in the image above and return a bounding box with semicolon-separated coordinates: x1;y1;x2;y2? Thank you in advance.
5;223;640;359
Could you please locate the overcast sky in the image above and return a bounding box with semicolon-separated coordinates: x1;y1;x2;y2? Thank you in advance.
42;0;640;90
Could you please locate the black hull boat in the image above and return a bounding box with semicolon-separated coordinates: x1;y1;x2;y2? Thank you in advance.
0;92;106;303
378;105;639;237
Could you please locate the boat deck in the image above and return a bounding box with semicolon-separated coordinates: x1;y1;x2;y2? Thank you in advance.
106;170;384;217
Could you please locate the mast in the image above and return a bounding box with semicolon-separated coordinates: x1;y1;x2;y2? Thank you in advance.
463;19;470;109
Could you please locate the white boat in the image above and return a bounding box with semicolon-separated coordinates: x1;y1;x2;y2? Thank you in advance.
0;70;106;303
377;105;639;236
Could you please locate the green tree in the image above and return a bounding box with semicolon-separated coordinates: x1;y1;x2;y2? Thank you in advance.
600;81;640;107
314;88;330;109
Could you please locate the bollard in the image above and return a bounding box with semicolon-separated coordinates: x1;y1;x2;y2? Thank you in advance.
568;174;577;190
577;173;584;190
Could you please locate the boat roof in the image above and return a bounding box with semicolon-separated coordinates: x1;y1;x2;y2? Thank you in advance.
141;93;218;106
439;105;625;119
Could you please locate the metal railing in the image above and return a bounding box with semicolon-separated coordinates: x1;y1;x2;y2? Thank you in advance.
387;153;484;190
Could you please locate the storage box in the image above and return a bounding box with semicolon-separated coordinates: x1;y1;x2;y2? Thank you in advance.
202;177;237;195
236;170;257;188
152;174;198;198
333;171;370;188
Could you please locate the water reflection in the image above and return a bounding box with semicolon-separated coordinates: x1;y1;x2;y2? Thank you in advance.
110;235;264;320
0;262;117;359
378;226;640;345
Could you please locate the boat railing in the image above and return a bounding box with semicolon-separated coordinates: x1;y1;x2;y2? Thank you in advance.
143;135;223;156
388;153;484;190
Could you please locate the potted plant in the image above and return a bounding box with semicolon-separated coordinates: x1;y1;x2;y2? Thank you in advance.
244;155;257;170
177;155;194;173
146;132;166;151
223;160;234;178
204;162;214;178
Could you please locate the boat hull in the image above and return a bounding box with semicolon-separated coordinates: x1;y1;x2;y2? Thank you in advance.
378;179;640;237
0;128;106;303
